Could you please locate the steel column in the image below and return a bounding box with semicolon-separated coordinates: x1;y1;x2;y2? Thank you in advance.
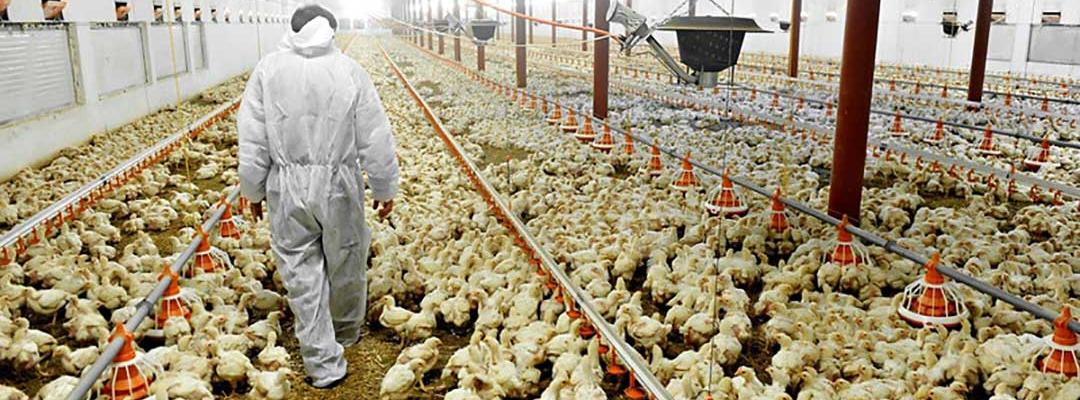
528;1;534;44
437;0;445;54
476;4;486;71
454;0;462;61
516;0;527;88
967;0;993;104
788;0;802;78
581;0;588;52
594;0;610;120
551;0;557;45
427;0;434;50
827;0;881;225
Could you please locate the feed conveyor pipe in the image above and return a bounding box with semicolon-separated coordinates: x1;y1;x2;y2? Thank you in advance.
0;99;241;266
66;188;242;400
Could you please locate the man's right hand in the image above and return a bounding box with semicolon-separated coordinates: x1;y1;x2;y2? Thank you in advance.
373;199;394;220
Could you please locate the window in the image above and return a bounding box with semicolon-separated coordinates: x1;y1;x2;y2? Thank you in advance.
115;1;130;21
194;7;201;22
1042;11;1061;24
154;5;164;22
174;6;181;22
991;11;1006;24
1;0;10;21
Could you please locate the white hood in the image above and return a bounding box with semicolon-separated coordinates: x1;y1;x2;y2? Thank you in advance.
280;16;337;57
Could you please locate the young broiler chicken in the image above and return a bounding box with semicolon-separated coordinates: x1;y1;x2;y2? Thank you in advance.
377;295;436;346
392;337;442;391
247;368;294;400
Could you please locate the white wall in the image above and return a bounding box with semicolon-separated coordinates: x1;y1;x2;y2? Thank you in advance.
0;0;297;181
525;0;1080;78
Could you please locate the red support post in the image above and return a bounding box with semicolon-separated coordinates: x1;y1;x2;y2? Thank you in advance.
967;0;993;104
594;0;610;120
788;0;802;78
827;0;882;225
454;0;462;61
516;0;527;88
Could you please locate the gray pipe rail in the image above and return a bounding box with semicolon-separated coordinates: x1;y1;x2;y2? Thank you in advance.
0;99;241;261
66;188;242;400
378;42;672;399
401;37;1080;335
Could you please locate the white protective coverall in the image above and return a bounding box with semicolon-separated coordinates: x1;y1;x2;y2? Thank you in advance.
238;17;400;387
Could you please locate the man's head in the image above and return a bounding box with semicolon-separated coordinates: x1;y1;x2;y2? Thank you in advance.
291;4;337;33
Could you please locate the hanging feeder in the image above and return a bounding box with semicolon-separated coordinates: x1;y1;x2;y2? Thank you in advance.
1022;136;1053;172
153;267;191;331
924;119;945;144
1035;307;1078;377
624;373;647;399
671;152;698;191
606;349;626;376
705;171;748;217
579;319;596;339
767;188;792;233
99;325;155;400
547;102;563;125
592;124;615;153
190;226;232;277
560;110;580;134
889;111;908;136
897;253;968;329
623;130;636;155
975;125;1001;157
576;117;597;143
647;143;663;177
826;215;871;267
566;295;581;320
217;201;245;240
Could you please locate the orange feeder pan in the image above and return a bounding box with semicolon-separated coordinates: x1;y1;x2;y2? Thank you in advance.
218;202;242;240
889;111;908;137
671;152;698;191
155;268;191;329
897;253;968;329
606;350;626;376
560;110;580;134
576;117;597;143
578;320;596;339
624;373;646;399
1037;307;1079;377
1022;137;1052;172
100;325;152;400
647;144;663;177
705;172;748;217
547;104;562;125
828;216;868;267
975;126;1002;157
924;119;945;144
767;189;790;233
591;124;615;153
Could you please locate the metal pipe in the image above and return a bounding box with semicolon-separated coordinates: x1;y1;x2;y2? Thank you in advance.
454;0;462;61
827;0;881;225
967;0;993;104
477;3;486;71
68;188;242;400
516;0;527;88
647;36;696;84
380;42;673;399
593;0;610;120
787;0;801;78
581;0;588;52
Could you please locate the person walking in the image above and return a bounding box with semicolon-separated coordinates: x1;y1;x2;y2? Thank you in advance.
238;4;400;388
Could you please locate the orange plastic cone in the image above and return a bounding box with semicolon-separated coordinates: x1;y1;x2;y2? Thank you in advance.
671;152;698;191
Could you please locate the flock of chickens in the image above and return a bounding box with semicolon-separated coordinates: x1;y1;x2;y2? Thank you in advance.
0;81;295;399
1;31;1078;400
364;35;1080;399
